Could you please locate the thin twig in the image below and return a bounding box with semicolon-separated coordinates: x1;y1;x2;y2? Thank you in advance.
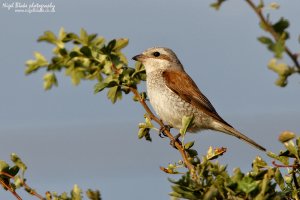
129;87;195;172
0;175;22;200
272;161;298;168
0;172;44;200
245;0;300;70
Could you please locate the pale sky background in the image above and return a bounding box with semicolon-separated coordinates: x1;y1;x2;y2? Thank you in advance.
0;0;300;199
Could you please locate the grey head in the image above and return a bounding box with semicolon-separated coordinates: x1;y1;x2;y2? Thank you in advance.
132;47;184;74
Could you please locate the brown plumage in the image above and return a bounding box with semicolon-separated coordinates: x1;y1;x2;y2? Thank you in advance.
133;47;266;151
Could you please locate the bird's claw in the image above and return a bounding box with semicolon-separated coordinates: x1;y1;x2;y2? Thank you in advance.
170;133;182;149
159;125;172;138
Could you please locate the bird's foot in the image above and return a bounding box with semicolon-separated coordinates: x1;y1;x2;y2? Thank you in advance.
159;125;172;138
170;133;182;149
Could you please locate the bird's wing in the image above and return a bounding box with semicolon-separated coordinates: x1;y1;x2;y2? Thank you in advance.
162;69;232;127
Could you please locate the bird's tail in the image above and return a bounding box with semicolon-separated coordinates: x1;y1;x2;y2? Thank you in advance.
213;122;266;151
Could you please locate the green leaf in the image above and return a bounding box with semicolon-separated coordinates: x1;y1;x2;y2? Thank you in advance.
71;184;82;200
237;176;258;195
210;0;226;10
106;39;116;52
59;48;68;57
184;141;195;150
272;17;289;36
38;30;64;48
274;168;285;190
86;189;101;200
25;52;49;74
92;36;105;47
69;51;81;58
266;151;289;165
180;115;194;136
107;86;119;103
272;39;285;58
80;46;92;57
62;33;79;43
113;38;129;51
257;36;273;45
14;175;23;188
185;149;198;157
94;82;108;93
80;28;89;45
58;27;67;40
37;30;57;44
10;153;27;176
284;140;299;160
8;166;19;177
0;160;9;173
43;73;58;90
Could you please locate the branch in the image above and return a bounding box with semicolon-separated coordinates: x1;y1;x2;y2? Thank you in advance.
0;178;22;200
245;0;300;70
0;172;44;200
129;87;196;172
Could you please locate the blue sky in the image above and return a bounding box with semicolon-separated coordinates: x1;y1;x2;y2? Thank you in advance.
1;0;300;199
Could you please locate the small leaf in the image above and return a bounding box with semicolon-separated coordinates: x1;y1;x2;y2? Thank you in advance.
237;176;258;195
210;0;226;10
59;48;68;57
25;52;49;74
272;17;289;36
113;38;129;51
80;28;89;45
10;153;27;176
71;184;82;200
107;86;119;103
106;40;116;52
94;82;108;93
257;36;273;45
86;189;101;200
184;141;195;150
69;51;81;58
206;146;226;160
180;115;194;136
62;33;79;43
8;166;20;177
284;140;299;160
14;175;23;188
0;160;9;173
278;131;295;143
37;31;57;44
274;168;285;190
43;73;58;90
80;46;92;57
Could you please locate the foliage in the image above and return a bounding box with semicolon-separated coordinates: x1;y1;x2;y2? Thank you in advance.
211;0;300;87
0;154;101;200
25;28;146;103
1;0;299;199
169;131;300;200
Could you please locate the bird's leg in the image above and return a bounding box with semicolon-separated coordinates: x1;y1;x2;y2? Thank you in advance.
159;125;172;138
170;133;182;149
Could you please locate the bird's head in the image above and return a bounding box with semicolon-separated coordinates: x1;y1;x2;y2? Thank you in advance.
132;47;184;74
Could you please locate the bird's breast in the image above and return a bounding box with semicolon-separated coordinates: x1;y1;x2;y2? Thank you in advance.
146;71;196;130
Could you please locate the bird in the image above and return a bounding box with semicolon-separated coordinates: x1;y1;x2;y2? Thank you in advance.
132;47;266;151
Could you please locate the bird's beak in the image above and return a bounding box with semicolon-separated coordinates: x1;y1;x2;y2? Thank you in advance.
132;54;146;62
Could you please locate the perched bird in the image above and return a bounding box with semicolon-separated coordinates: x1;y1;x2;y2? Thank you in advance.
132;47;266;151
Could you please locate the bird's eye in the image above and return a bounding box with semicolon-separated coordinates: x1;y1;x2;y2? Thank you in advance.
153;52;160;57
